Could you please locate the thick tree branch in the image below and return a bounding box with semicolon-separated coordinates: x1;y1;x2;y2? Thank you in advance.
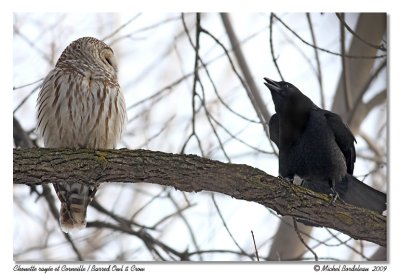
13;148;386;246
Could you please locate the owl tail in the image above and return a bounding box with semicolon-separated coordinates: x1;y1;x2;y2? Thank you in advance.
54;183;98;233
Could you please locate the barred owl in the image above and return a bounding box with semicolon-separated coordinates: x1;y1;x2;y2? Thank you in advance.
37;37;126;233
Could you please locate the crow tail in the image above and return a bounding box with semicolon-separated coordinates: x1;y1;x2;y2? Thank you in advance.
341;174;386;214
301;174;386;214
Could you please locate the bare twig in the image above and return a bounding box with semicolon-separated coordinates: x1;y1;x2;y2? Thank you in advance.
339;13;352;111
358;130;384;160
335;13;386;51
13;26;54;64
207;112;274;155
13;78;44;91
167;192;203;261
13;83;41;114
251;230;260;261
88;221;188;261
306;13;325;109
220;13;271;125
324;228;369;260
110;15;181;45
41;184;84;261
346;60;386;125
272;13;386;59
220;13;279;156
212;194;253;260
180;13;205;156
102;13;142;41
269;13;285;81
197;83;231;160
293;217;318;261
90;199;154;230
181;13;231;160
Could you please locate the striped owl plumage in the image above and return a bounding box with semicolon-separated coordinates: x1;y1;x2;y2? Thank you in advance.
37;37;126;232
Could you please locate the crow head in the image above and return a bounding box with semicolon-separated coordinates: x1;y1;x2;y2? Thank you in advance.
264;77;315;116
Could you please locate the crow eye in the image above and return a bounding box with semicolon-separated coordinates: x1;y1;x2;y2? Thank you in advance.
284;84;290;88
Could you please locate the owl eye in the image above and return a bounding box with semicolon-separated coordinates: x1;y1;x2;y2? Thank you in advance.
105;57;113;66
101;49;116;69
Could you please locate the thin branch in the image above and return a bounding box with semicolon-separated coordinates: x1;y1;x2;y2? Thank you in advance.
358;131;384;160
269;13;285;81
13;83;41;114
324;228;369;260
335;13;386;52
186;249;256;259
346;60;386;125
220;13;271;125
13;78;44;91
211;194;253;260
272;13;386;59
126;79;181;113
13;26;54;65
181;13;230;160
130;189;168;220
190;13;201;131
322;228;353;247
41;184;84;261
102;13;142;42
90;200;154;231
293;217;318;261
137;114;176;148
150;200;193;230
182;25;263;126
220;13;278;156
357;153;386;165
207;112;274;155
364;89;387;115
110;15;181;46
220;14;270;122
88;221;187;261
197;82;231;160
306;13;325;109
180;13;205;156
167;192;203;261
339;13;352;111
251;230;260;261
348;88;387;135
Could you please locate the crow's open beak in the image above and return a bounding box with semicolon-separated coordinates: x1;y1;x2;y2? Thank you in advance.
263;77;280;93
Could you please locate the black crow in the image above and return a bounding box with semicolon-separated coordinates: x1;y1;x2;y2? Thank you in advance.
264;77;386;213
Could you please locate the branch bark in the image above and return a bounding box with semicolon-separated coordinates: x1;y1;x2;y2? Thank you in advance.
13;148;386;246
